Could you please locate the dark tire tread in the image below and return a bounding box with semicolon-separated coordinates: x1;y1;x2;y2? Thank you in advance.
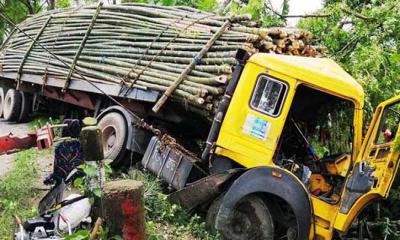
3;89;22;122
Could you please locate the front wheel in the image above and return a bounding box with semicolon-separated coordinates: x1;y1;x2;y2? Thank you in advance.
206;194;274;240
97;112;128;167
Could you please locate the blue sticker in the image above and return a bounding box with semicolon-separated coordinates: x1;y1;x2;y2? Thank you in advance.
242;114;270;140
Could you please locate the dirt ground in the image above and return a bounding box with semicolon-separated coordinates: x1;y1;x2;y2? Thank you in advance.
0;118;54;202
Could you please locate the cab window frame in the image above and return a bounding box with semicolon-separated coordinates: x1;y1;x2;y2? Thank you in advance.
249;74;289;118
374;101;400;145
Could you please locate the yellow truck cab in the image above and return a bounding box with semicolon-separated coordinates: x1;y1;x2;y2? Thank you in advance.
207;53;400;239
145;50;400;240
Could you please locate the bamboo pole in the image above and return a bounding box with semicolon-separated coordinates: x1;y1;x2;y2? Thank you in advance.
152;19;231;112
62;2;102;92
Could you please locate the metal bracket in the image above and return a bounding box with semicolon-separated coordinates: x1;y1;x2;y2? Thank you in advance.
16;15;52;90
62;2;103;93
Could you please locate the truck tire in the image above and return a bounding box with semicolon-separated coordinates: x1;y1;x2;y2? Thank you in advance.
17;91;32;123
3;89;22;122
97;112;128;167
206;194;274;240
0;87;4;118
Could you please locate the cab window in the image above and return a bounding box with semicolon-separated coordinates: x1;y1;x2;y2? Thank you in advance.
250;75;288;117
375;102;400;144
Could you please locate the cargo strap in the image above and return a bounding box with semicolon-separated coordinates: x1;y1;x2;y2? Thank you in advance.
15;15;52;90
62;2;102;93
152;19;231;113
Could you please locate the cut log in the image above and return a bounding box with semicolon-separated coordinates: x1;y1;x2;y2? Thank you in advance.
102;180;146;240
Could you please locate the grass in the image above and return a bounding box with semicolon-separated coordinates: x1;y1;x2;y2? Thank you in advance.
28;115;62;130
0;148;40;239
121;170;219;240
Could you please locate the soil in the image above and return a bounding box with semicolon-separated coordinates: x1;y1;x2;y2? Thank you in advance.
0;118;56;204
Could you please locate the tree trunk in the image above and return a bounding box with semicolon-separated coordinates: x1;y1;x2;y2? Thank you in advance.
102;180;146;240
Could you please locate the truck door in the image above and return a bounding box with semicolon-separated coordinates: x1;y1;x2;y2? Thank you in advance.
335;95;400;231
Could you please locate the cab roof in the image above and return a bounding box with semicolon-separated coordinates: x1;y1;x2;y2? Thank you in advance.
249;53;365;108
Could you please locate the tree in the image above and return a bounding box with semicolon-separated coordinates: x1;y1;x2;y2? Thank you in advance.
297;0;400;117
0;0;56;45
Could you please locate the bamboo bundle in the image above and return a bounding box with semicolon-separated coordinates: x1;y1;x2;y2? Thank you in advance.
0;3;325;116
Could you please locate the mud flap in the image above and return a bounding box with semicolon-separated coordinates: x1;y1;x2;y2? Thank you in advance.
142;136;206;190
168;169;243;210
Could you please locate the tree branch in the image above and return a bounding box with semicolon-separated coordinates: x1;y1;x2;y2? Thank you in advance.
22;0;35;14
264;1;331;19
340;5;373;21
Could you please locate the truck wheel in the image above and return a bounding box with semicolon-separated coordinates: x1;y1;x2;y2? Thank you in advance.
17;91;32;123
97;112;127;167
206;194;274;240
0;87;4;118
3;89;22;122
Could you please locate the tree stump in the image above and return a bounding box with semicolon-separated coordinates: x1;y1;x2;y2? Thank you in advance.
102;180;146;240
79;125;104;162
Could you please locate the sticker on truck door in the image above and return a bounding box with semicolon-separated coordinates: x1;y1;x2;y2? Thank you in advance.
242;114;270;140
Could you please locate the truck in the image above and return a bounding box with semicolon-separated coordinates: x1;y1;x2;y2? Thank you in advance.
0;5;399;240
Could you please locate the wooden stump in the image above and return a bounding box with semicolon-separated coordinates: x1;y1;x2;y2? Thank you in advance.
79;125;104;162
102;180;146;240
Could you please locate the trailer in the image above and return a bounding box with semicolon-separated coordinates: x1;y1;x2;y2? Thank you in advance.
0;3;322;166
4;4;399;240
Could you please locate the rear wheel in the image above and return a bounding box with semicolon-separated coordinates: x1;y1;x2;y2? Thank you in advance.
0;87;4;118
97;112;128;167
3;89;22;122
206;194;274;240
17;91;32;123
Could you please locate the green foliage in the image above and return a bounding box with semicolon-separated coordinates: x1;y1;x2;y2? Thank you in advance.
223;0;283;26
74;161;112;203
123;170;218;240
196;0;217;12
64;230;90;240
0;149;40;238
298;0;400;117
56;0;72;9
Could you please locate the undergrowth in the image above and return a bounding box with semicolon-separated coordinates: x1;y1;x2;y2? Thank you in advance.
121;170;219;240
0;148;40;239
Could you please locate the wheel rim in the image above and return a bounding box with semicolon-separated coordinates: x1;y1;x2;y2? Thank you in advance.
102;125;118;155
223;198;267;239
